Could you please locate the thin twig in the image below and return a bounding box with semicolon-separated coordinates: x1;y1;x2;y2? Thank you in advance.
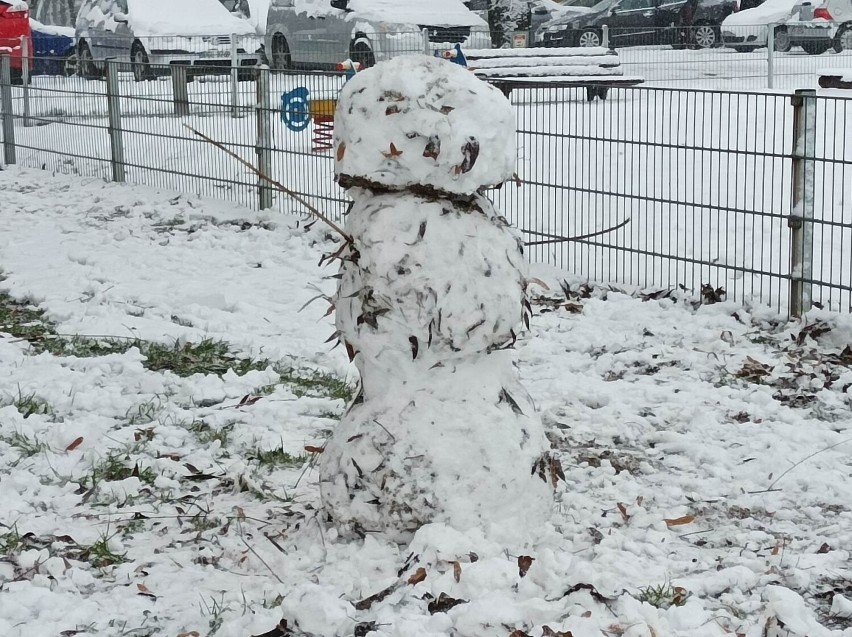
525;218;630;246
238;520;284;584
762;436;852;491
183;125;352;244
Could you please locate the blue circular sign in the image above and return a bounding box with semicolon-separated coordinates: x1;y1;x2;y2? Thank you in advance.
281;87;311;132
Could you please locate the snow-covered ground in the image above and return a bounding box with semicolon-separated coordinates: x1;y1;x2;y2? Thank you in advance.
2;168;852;636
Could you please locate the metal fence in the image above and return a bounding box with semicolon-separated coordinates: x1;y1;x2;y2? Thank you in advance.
1;51;851;315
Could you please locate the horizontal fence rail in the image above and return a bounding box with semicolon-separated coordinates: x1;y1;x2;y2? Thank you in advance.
1;46;851;315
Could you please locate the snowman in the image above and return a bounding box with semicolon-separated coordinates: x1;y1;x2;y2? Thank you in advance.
318;55;554;538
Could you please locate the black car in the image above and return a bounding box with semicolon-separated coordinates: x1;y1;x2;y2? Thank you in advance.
535;0;738;49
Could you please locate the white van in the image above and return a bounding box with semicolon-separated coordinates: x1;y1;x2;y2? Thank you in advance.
264;0;491;70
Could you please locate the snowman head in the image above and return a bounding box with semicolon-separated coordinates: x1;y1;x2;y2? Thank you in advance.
333;55;516;197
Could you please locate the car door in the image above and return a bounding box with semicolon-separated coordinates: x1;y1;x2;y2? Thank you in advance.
606;0;660;45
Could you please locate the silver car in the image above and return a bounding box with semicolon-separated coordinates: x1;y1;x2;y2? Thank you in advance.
264;0;491;71
75;0;262;81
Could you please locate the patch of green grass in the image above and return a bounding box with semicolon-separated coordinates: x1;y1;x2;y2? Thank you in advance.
141;338;268;377
638;583;688;609
3;431;50;458
251;445;307;469
1;388;53;419
190;420;232;446
125;398;163;426
86;453;156;488
77;534;126;568
278;367;354;402
0;525;24;555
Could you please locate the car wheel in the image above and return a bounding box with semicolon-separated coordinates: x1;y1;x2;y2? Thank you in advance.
835;25;852;51
801;41;830;55
131;41;153;82
271;33;292;71
693;23;718;49
773;26;791;52
733;45;756;53
350;39;375;69
77;41;101;80
576;28;602;48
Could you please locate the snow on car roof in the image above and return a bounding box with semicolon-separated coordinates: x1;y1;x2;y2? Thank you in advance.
127;0;256;35
294;0;486;27
722;0;800;25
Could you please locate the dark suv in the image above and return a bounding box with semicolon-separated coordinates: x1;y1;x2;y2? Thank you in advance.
535;0;738;49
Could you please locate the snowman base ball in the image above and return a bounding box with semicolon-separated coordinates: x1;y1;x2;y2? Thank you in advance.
321;56;555;536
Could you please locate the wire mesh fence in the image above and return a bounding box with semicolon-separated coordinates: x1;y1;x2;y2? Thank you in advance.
2;48;852;315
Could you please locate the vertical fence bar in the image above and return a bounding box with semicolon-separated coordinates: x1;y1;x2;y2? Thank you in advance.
105;60;126;183
0;54;15;165
789;88;817;317
256;66;273;210
231;34;239;118
767;24;775;90
602;24;609;49
172;64;190;116
21;35;31;127
422;28;430;55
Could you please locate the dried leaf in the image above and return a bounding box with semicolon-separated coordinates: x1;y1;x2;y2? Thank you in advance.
409;335;419;360
251;619;290;637
407;567;427;585
817;542;831;554
423;135;441;160
427;592;468;614
355;583;399;610
65;437;84;452
336;141;346;161
382;143;403;159
459;137;479;173
304;445;325;454
451;560;461;583
541;627;574;637
664;515;696;527
177;632;201;637
385;105;400;116
517;555;534;578
617;502;630;522
136;582;157;599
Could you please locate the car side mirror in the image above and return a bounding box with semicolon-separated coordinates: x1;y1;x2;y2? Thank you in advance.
533;6;548;14
330;0;349;9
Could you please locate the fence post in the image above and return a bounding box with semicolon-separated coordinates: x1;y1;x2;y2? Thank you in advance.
172;64;190;116
0;54;15;165
21;35;31;127
255;65;273;210
105;60;126;182
422;28;430;55
231;34;239;118
602;24;609;49
788;88;816;318
767;23;775;89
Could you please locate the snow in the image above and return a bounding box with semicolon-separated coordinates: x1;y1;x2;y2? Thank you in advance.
293;0;487;27
2;168;852;635
78;0;257;37
334;55;516;194
724;0;801;25
29;18;75;38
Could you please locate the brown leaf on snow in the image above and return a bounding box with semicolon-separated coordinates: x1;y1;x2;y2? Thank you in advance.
817;542;831;553
136;582;157;599
381;143;403;159
176;632;201;637
427;592;468;614
336;142;346;161
450;560;461;583
517;555;534;578
664;514;696;527
737;356;773;381
407;567;427;585
617;502;630;522
508;632;532;637
65;437;84;451
304;445;325;454
541;627;574;637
